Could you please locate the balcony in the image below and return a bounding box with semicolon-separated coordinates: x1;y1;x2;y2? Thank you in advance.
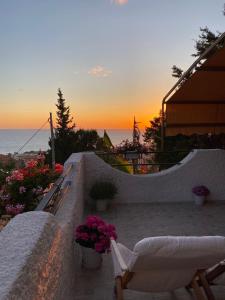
0;150;225;299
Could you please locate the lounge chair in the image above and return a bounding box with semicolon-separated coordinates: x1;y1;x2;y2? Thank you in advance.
197;259;225;299
110;236;225;300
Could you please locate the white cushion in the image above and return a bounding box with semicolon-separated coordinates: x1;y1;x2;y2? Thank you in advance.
125;236;225;292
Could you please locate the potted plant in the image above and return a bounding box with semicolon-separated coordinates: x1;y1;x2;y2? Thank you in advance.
75;215;117;269
192;185;210;206
89;181;117;211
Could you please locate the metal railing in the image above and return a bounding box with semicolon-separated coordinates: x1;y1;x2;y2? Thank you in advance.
35;163;73;214
97;150;191;174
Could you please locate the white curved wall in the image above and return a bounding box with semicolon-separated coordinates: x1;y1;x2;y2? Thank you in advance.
0;149;225;299
84;150;225;203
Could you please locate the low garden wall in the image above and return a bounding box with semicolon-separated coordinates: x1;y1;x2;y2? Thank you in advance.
0;153;84;300
0;149;225;299
84;149;225;203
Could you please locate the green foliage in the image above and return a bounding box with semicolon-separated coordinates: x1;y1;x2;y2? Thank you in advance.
75;129;102;152
171;27;222;79
172;65;183;78
99;154;132;174
89;181;117;201
0;159;16;187
192;27;221;57
55;88;75;136
48;89;108;164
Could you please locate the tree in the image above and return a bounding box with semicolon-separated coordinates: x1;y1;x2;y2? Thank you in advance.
55;88;75;137
192;27;220;57
143;113;162;151
74;129;102;152
171;27;222;79
48;89;76;164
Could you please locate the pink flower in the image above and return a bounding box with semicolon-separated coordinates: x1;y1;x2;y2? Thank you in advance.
26;159;38;169
80;232;89;241
75;215;117;253
10;170;24;181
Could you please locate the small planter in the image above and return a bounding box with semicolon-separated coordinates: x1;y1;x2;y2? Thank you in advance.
81;247;102;269
96;199;108;212
194;195;206;206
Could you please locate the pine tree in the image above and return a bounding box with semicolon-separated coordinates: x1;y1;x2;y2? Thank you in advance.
48;89;76;164
55;88;75;137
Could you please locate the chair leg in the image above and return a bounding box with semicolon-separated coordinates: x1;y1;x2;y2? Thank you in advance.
191;277;207;300
115;277;124;300
199;272;216;300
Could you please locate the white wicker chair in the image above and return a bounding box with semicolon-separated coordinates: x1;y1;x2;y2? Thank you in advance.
110;236;225;300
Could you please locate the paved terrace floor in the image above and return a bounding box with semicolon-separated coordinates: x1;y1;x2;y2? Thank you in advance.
74;203;225;300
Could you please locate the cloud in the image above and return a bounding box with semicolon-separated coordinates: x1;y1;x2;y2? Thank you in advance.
112;0;128;5
88;65;112;78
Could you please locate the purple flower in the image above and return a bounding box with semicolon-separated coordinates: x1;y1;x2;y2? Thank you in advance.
192;185;210;196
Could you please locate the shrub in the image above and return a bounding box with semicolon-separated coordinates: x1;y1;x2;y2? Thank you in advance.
89;181;117;201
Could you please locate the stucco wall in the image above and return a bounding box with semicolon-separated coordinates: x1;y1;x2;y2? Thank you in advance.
84;149;225;203
0;153;84;300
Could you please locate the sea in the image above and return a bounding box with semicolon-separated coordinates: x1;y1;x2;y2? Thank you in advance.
0;129;137;155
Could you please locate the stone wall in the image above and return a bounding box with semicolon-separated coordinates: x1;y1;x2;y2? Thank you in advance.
84;149;225;203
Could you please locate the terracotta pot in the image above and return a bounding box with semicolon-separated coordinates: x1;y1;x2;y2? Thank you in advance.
81;247;102;269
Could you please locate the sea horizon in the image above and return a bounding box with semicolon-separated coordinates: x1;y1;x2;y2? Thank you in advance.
0;128;142;155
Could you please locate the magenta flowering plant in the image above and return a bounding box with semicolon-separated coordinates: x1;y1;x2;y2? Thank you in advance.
75;215;117;254
192;185;210;197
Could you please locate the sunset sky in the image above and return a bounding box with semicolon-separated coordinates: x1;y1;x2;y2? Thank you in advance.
0;0;224;129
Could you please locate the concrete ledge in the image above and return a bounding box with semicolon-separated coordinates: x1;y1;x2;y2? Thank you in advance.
84;149;225;203
0;211;62;300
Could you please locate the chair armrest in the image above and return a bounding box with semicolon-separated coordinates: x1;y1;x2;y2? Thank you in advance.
110;238;128;272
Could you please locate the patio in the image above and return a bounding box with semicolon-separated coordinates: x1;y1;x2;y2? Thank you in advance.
74;202;225;300
1;151;225;299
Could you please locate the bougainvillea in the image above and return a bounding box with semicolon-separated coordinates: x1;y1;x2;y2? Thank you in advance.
75;215;117;253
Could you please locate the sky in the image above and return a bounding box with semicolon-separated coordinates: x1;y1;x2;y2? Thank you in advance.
0;0;224;129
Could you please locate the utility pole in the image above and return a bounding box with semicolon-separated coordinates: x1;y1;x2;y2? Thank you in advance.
49;112;55;170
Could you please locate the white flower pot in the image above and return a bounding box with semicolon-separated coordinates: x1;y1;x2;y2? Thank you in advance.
194;195;206;206
81;247;102;269
96;200;108;211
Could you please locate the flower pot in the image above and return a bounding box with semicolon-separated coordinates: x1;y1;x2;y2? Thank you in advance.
81;247;102;269
194;195;206;206
96;199;108;212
